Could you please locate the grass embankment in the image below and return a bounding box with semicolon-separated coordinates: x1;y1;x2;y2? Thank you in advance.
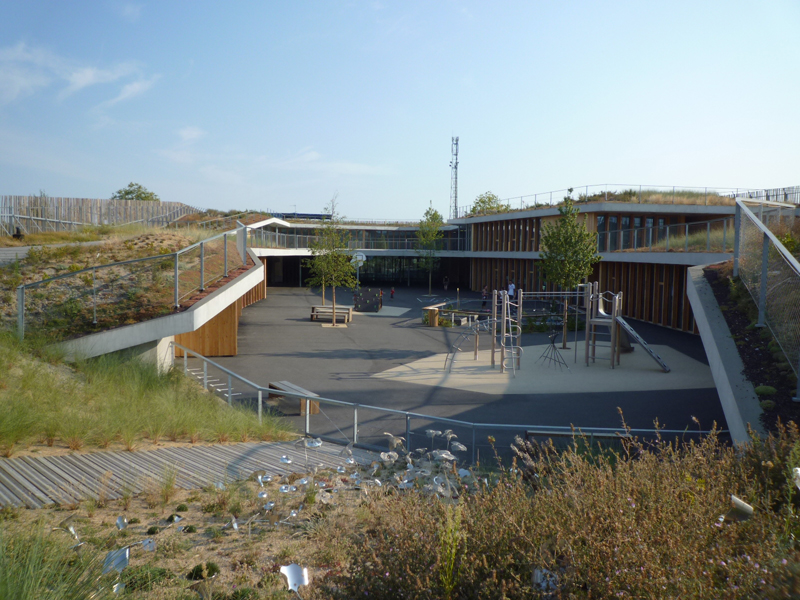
0;332;292;457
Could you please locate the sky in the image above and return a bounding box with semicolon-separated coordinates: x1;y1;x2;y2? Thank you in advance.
0;1;798;220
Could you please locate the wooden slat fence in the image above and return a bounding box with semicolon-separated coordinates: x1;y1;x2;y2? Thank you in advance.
1;195;201;236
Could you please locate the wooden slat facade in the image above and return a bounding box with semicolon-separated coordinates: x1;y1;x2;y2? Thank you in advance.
175;259;268;357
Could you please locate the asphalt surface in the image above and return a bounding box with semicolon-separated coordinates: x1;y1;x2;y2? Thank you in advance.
203;286;728;459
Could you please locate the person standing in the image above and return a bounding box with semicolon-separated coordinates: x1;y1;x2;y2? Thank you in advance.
481;284;489;309
507;279;516;298
443;276;449;291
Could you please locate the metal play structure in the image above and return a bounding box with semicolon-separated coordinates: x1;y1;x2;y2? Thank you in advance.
443;283;670;375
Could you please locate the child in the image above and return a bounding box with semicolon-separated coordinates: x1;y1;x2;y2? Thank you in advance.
390;287;395;300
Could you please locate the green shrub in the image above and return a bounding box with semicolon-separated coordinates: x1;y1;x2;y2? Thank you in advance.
756;385;777;396
120;564;173;592
760;400;776;410
146;526;159;535
187;561;220;581
176;503;188;512
183;525;197;533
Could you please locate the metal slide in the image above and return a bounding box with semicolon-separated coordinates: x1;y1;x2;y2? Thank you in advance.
615;317;671;373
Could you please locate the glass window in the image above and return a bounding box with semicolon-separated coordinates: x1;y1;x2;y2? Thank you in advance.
621;216;631;249
608;216;619;251
596;215;606;252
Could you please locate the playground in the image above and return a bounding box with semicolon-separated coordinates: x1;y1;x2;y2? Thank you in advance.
206;285;729;457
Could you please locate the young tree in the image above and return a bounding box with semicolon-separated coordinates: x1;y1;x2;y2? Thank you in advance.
468;191;510;216
540;194;601;346
416;201;444;295
307;195;357;326
112;183;160;202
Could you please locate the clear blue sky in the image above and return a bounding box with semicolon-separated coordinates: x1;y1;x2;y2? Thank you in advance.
1;1;798;220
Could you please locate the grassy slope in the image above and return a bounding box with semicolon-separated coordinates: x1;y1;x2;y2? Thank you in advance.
0;332;292;457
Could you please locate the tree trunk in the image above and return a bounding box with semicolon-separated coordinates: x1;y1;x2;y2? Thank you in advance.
332;286;337;326
428;270;432;295
321;280;326;306
561;295;569;349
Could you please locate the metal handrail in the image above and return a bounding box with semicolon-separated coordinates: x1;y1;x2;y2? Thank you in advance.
16;225;249;339
172;341;728;465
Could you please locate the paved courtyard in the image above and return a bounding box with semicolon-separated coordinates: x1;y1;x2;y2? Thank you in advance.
207;287;728;459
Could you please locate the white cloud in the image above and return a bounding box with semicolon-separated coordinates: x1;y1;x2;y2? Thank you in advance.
0;41;151;106
60;63;137;98
101;75;160;106
121;3;143;22
178;126;206;142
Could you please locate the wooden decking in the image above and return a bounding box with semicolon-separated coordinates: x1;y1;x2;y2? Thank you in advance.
0;441;373;508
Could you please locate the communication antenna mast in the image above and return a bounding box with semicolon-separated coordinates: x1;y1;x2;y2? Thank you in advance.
449;136;459;219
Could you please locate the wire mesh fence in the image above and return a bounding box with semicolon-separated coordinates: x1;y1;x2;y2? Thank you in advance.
736;201;800;394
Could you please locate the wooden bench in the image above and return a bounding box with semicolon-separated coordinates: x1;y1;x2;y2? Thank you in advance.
269;381;320;416
310;305;353;323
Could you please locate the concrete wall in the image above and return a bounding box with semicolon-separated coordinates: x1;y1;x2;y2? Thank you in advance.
686;264;764;445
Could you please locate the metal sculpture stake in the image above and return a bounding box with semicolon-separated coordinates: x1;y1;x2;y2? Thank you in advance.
538;329;570;371
280;563;309;595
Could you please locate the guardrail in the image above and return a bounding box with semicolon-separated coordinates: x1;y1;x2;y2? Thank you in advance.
246;229;466;252
16;225;249;341
173;341;727;464
733;199;800;399
597;216;735;253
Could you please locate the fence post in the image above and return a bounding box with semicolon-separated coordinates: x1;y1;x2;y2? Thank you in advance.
405;414;411;450
353;405;359;444
684;224;689;252
665;226;670;251
227;375;232;406
223;233;228;277
733;204;741;277
183;352;187;375
203;361;208;389
16;286;24;340
706;222;711;252
472;424;476;465
304;399;310;436
92;267;97;324
723;219;727;252
757;232;769;327
200;242;205;291
174;253;180;308
258;389;263;424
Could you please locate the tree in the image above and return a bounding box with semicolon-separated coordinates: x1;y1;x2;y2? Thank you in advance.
306;195;357;326
540;193;601;347
416;201;444;295
112;182;160;202
468;191;510;216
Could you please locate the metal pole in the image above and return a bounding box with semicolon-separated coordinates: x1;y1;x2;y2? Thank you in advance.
491;290;497;367
227;375;232;406
665;226;670;251
203;361;208;389
305;400;310;436
183;352;187;375
723;218;727;252
174;253;180;308
353;405;359;444
16;286;24;340
684;224;689;253
706;222;711;252
406;414;411;450
224;233;228;277
200;242;205;291
257;390;263;425
472;424;476;465
733;204;741;277
92;267;97;324
757;232;769;327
